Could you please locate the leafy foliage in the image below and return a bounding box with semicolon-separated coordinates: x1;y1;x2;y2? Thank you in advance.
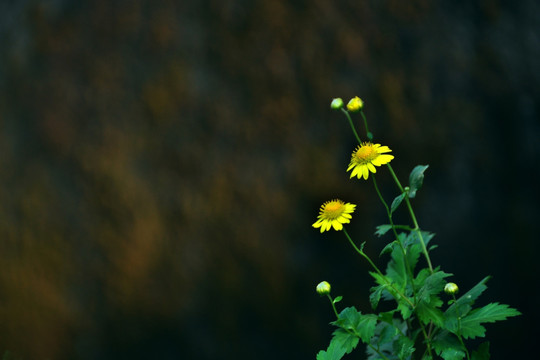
316;117;521;360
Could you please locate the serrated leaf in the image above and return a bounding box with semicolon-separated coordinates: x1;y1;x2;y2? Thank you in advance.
408;165;429;198
375;224;393;237
316;340;347;360
445;277;490;321
334;307;378;344
416;299;445;326
391;193;405;213
380;241;397;257
332;328;360;354
370;285;384;309
377;322;399;346
471;342;490;360
458;302;521;339
440;348;466;360
432;330;464;357
397;301;413;320
394;335;415;360
416;271;452;303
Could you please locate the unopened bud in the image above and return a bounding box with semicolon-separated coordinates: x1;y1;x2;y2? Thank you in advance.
316;281;331;295
330;98;344;110
346;96;364;112
444;282;459;295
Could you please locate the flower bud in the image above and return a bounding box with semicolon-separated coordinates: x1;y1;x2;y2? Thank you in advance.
347;96;364;112
316;281;331;295
330;98;344;110
444;282;459;295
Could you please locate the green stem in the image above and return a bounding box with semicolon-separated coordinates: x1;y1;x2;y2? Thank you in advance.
341;108;363;145
386;164;434;273
360;110;373;140
367;344;390;360
327;294;339;318
372;175;415;291
453;294;471;360
342;228;415;309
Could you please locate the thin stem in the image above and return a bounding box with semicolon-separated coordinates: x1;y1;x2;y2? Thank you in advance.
360;110;373;140
386;164;434;273
341;108;363;145
367;343;390;360
342;228;415;309
453;294;471;360
327;294;339;318
372;175;415;291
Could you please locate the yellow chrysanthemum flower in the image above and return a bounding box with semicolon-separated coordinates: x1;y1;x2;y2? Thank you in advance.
347;142;394;180
312;199;356;233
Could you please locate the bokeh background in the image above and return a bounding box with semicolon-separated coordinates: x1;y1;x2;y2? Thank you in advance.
0;0;539;359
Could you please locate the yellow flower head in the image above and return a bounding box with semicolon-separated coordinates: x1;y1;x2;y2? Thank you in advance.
312;199;356;233
346;96;364;112
347;142;394;180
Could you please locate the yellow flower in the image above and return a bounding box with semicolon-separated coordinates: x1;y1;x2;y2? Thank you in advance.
312;199;356;233
346;96;364;112
347;142;394;180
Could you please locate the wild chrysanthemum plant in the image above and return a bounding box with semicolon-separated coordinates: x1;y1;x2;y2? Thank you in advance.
313;97;520;360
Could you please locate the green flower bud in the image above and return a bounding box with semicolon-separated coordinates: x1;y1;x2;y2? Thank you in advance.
444;282;459;295
316;281;331;295
330;98;344;110
346;96;364;112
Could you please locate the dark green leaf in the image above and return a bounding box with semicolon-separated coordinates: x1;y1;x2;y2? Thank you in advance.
370;285;383;309
432;330;464;358
391;193;405;214
375;224;393;237
316;340;347;360
440;348;466;360
445;276;490;319
408;165;429;198
471;342;490;360
416;299;445;327
380;241;397;257
332;328;360;354
394;335;415;360
417;271;452;303
334;307;378;344
397;301;413;320
458;303;521;339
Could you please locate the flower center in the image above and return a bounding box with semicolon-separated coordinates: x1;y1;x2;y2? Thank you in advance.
323;200;345;219
355;144;377;163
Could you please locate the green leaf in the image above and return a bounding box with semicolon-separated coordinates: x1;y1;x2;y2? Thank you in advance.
417;271;452;303
375;224;393;237
445;276;490;319
408;165;429;198
397;301;413;320
332;328;360;354
440;348;466;360
393;335;415;360
370;285;384;309
471;342;490;360
416;299;445;326
391;193;405;214
333;296;343;304
316;340;347;360
432;330;464;357
380;241;397;257
457;302;521;339
334;307;378;344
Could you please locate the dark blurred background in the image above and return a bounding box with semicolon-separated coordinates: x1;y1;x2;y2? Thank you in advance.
0;0;538;359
